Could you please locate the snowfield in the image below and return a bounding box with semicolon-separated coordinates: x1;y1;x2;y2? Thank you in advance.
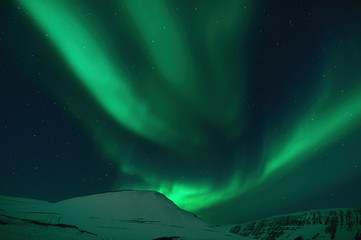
0;191;249;240
0;191;360;240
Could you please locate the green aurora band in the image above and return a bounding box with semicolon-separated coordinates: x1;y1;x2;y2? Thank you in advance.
18;0;361;213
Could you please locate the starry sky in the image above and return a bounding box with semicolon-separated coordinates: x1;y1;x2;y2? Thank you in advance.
1;0;361;224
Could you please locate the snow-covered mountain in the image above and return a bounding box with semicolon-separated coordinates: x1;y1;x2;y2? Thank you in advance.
0;190;249;240
227;208;361;240
0;191;360;240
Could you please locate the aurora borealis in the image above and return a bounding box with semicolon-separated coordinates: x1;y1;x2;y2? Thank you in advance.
1;0;361;224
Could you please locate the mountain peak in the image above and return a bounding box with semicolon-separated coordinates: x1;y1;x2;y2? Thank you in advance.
0;191;246;240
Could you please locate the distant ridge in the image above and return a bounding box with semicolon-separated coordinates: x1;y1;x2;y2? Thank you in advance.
228;208;361;240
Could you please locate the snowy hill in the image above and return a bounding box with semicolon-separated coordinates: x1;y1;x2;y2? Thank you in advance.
1;191;360;240
0;190;249;240
227;208;361;240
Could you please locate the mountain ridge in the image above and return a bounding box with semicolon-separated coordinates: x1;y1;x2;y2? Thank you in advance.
0;190;360;239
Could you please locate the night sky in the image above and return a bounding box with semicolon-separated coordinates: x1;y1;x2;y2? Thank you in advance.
1;0;361;224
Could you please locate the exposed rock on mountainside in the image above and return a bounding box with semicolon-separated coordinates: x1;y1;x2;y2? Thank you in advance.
229;208;361;240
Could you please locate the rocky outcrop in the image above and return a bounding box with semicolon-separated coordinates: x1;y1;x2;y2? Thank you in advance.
229;208;361;240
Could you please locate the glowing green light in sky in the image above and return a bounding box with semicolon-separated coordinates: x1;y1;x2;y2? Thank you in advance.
263;46;361;178
17;0;196;151
17;0;361;216
264;86;361;176
122;1;250;130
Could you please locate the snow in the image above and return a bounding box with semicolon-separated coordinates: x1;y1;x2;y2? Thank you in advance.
0;190;249;240
1;191;359;239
